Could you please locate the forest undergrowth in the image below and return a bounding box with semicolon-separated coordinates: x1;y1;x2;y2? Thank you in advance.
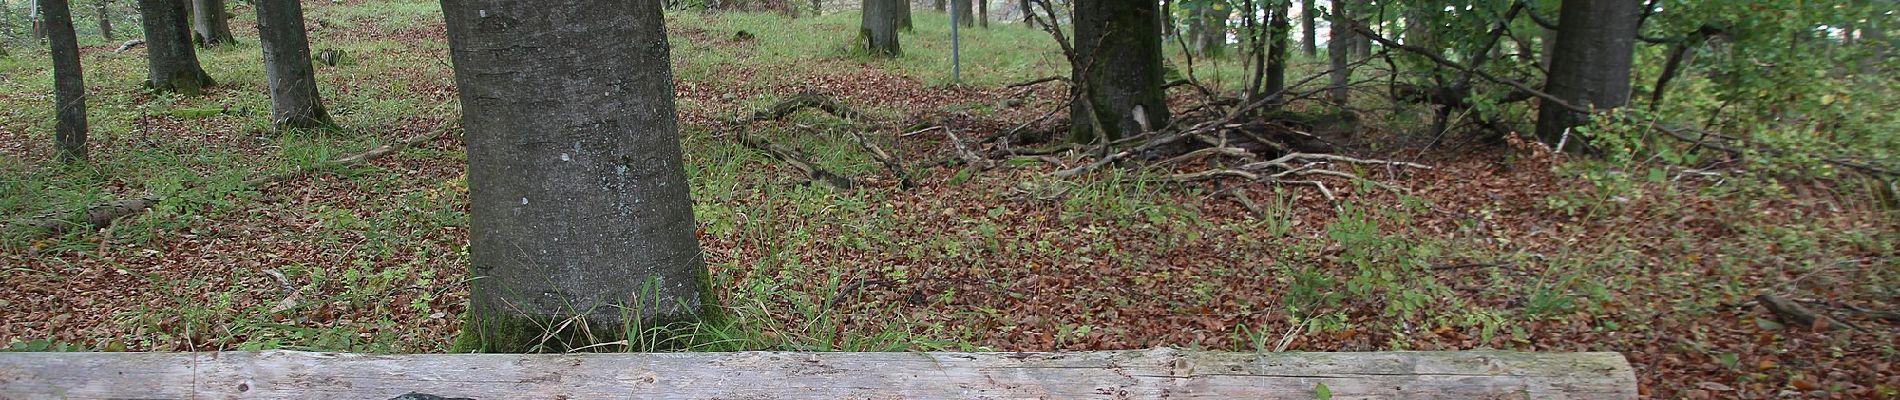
0;1;1894;398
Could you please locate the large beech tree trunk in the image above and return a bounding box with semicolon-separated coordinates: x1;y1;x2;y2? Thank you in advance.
442;0;711;353
47;0;86;162
1534;0;1640;152
860;0;901;56
191;0;233;47
254;0;332;130
137;0;213;95
1070;0;1168;144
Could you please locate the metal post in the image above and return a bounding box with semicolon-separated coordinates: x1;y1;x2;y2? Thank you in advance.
951;1;961;83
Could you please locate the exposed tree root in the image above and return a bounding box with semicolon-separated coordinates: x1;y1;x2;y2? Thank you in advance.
741;91;862;123
737;132;856;189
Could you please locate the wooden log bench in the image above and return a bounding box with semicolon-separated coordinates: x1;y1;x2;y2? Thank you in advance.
0;348;1636;399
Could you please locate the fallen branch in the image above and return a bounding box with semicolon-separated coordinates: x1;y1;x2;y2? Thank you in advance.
943;128;994;171
851;131;915;189
729;91;879;189
738;132;856;189
7;123;457;241
1049;131;1194;177
6;196;163;239
113;39;146;54
1006;76;1068;89
1757;294;1865;332
899;126;943;137
246;126;454;186
742;91;862;123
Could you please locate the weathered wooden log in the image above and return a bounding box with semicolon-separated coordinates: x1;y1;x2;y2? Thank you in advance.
0;348;1636;399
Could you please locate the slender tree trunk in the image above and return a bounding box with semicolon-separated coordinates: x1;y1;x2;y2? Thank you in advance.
1864;9;1888;75
1265;0;1288;106
1354;12;1371;59
1159;0;1171;38
1186;4;1205;54
1301;0;1315;57
1647;40;1695;111
1244;0;1266;101
1019;0;1030;24
255;0;331;130
47;0;86;162
32;0;48;40
443;0;711;353
861;0;901;56
1534;0;1640;152
137;0;214;95
1071;0;1168;144
1539;24;1557;70
1196;3;1225;58
94;0;112;41
895;0;911;31
2;1;16;50
954;0;971;27
1327;1;1351;103
977;0;986;28
1403;3;1432;51
934;0;944;12
191;0;233;47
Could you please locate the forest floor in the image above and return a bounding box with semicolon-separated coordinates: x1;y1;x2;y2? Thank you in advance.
1;2;1897;399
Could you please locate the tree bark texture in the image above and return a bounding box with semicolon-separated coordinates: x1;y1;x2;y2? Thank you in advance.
953;0;971;27
1301;0;1315;57
191;0;233;47
46;0;87;162
1070;0;1169;144
1327;0;1350;103
254;0;332;130
977;0;986;28
32;0;47;40
1534;0;1640;152
860;0;901;56
894;0;910;31
137;0;214;95
442;0;711;353
1265;0;1289;105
